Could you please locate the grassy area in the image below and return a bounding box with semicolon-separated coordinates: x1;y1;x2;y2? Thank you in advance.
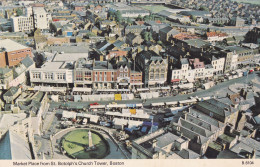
218;134;235;143
232;0;260;5
62;129;109;159
208;142;222;151
140;5;171;13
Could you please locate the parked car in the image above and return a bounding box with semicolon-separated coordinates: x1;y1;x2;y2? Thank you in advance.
90;102;99;106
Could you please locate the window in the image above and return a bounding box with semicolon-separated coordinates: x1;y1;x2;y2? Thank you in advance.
124;66;128;72
57;73;65;80
84;71;91;81
76;71;83;81
124;73;128;77
33;72;41;79
99;72;102;81
150;73;154;79
160;74;164;78
44;73;53;80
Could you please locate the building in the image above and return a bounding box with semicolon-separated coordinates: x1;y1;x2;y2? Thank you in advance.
230;17;245;27
9;56;35;87
206;32;228;42
159;26;180;43
136;50;168;87
125;33;143;46
220;49;238;73
0;114;35;160
0;67;13;90
170;99;239;155
125;25;147;35
30;52;87;87
3;86;21;104
11;7;51;32
225;46;256;66
211;56;225;74
32;7;51;30
0;39;32;67
132;129;199;159
171;58;214;83
245;27;260;44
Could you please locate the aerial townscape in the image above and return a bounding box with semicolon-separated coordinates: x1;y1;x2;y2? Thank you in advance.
0;0;260;161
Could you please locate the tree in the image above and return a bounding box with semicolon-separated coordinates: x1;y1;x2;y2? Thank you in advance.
144;15;150;21
108;10;115;20
16;8;23;16
127;17;132;25
199;6;209;12
143;31;152;42
136;15;143;21
115;10;122;23
191;15;197;22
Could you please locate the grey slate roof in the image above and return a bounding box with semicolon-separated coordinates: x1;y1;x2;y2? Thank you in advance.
178;149;200;159
156;132;179;148
0;68;12;76
21;56;34;68
4;87;19;97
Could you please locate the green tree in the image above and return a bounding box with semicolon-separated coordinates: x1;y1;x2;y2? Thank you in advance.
108;10;115;20
16;8;23;16
136;15;143;21
191;15;197;22
115;10;122;23
127;17;132;25
199;6;209;11
144;15;149;21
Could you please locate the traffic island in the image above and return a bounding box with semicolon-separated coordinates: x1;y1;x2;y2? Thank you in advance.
61;129;110;159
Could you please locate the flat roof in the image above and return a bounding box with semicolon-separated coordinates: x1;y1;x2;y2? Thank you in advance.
0;113;27;130
0;39;29;52
53;53;88;62
41;62;64;70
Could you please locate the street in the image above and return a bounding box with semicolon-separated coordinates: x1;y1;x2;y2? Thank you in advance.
49;71;260;109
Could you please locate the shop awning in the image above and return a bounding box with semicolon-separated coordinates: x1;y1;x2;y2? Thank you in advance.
171;79;180;82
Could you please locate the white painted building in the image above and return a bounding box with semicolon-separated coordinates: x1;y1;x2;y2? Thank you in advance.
11;15;34;32
30;61;74;86
33;7;51;30
224;51;238;72
171;58;214;83
211;56;225;74
11;7;51;32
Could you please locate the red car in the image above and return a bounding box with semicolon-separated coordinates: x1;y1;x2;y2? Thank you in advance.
90;102;99;106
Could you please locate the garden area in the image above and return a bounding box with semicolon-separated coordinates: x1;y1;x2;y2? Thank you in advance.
140;5;171;13
61;129;110;159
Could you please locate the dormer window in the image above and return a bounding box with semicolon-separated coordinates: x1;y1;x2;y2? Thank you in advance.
124;66;128;72
120;66;123;72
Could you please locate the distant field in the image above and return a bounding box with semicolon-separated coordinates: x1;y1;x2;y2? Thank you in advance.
140;5;171;13
232;0;260;5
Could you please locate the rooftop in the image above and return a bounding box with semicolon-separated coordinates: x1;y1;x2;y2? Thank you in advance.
0;39;29;52
52;52;88;62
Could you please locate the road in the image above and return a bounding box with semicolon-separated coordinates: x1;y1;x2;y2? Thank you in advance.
49;72;259;109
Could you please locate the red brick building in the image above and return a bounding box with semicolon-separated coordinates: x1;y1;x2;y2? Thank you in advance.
0;39;32;68
106;50;127;60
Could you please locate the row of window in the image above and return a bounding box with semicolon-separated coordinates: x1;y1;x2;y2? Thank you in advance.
32;73;66;80
11;50;30;55
10;56;25;62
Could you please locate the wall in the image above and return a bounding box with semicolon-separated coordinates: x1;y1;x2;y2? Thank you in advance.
0;52;7;68
7;48;32;67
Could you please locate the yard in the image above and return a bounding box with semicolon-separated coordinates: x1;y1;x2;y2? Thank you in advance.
232;0;260;5
62;129;109;159
140;5;171;13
